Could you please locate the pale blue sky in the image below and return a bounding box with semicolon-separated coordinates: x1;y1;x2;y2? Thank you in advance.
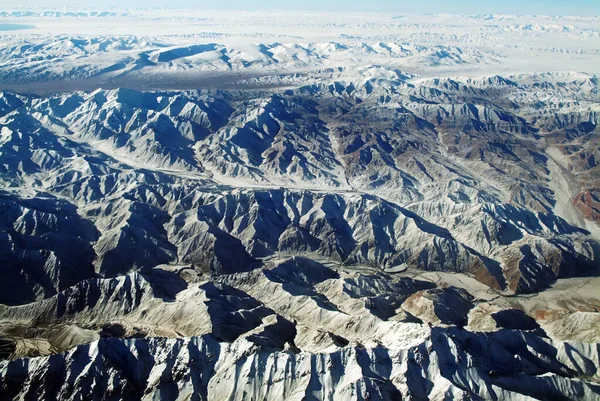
4;0;600;16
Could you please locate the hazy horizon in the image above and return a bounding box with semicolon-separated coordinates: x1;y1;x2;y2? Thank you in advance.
1;0;599;16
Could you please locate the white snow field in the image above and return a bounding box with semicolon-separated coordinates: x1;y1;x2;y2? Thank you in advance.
0;8;599;401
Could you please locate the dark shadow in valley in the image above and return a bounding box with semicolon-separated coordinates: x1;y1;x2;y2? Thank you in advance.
0;71;302;96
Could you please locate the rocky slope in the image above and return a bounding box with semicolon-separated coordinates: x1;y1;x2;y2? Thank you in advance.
0;64;599;399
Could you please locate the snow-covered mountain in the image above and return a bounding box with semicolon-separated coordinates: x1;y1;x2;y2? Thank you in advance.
0;37;496;84
0;8;599;401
